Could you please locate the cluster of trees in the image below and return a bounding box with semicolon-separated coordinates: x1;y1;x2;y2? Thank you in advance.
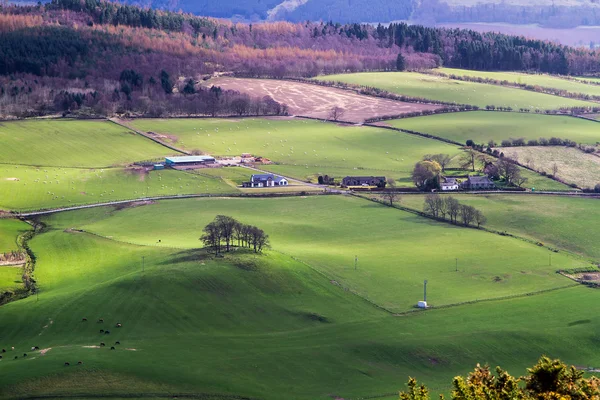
498;137;579;148
1;2;600;117
399;356;600;400
424;194;486;227
484;158;528;187
412;160;442;191
200;215;269;255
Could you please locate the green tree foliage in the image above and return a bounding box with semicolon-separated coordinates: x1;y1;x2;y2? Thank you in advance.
182;79;196;95
412;161;441;191
398;357;600;400
396;53;406;71
160;70;173;94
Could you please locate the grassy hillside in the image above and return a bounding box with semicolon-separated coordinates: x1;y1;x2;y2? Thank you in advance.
76;196;589;312
0;201;599;399
400;194;600;261
314;72;598;110
440;68;600;98
0;219;30;291
500;146;600;189
0;166;236;212
128;118;463;186
0;120;171;168
387;111;600;145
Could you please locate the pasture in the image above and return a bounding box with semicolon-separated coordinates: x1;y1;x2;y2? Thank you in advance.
314;72;598;110
387;111;600;145
399;194;600;261
0;219;29;252
205;77;441;122
499;146;600;189
76;196;589;312
0;166;236;212
439;68;600;98
0;201;599;399
0;120;171;168
128;117;463;186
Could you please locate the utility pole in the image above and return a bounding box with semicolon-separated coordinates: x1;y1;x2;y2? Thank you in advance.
424;280;428;303
455;258;458;272
142;256;145;273
354;255;358;271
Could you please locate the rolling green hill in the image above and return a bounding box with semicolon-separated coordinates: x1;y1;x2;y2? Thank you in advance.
0;196;599;399
386;111;600;145
314;72;598;110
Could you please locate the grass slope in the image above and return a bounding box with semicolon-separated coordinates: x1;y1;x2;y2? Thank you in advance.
76;196;589;312
440;68;600;98
400;194;600;261
387;111;600;145
499;146;600;189
0;166;236;212
0;219;30;291
0;204;599;399
128;118;463;186
0;120;171;168
314;72;597;110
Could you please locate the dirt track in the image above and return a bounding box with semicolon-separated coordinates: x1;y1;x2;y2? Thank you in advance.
206;77;440;123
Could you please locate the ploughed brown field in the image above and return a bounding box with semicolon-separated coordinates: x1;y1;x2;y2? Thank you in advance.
205;77;441;123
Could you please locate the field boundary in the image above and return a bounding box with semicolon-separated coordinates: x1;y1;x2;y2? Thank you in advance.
108;118;189;155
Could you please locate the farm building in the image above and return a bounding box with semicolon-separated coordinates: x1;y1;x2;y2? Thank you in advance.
243;174;288;188
165;156;216;169
461;176;496;190
342;176;386;188
440;177;459;191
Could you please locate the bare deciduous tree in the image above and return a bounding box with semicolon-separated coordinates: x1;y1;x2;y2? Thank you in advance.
328;106;346;121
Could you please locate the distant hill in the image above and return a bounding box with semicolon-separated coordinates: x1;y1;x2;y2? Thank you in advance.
108;0;600;26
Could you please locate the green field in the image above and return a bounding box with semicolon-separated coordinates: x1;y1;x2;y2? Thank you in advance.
0;166;237;212
387;111;600;145
314;72;598;110
400;194;600;261
0;219;29;292
75;196;588;312
0;120;171;168
0;198;599;399
0;219;29;252
440;68;600;98
128;118;464;186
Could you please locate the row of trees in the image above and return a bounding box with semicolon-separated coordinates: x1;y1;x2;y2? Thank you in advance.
424;194;486;227
200;216;269;255
399;356;600;400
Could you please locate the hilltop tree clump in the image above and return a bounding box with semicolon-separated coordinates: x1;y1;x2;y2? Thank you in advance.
399;356;600;400
200;215;269;255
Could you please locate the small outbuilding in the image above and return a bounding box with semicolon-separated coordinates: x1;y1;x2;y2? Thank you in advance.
440;177;459;191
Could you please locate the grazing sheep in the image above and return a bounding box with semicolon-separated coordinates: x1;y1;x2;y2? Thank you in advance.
115;341;120;345
110;347;115;350
77;361;83;365
11;347;14;351
104;330;110;335
116;323;122;328
34;346;39;350
97;319;104;323
14;356;18;360
1;349;4;353
0;355;2;359
23;353;27;357
64;362;70;366
100;329;104;333
31;347;35;351
100;342;105;347
82;318;87;322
